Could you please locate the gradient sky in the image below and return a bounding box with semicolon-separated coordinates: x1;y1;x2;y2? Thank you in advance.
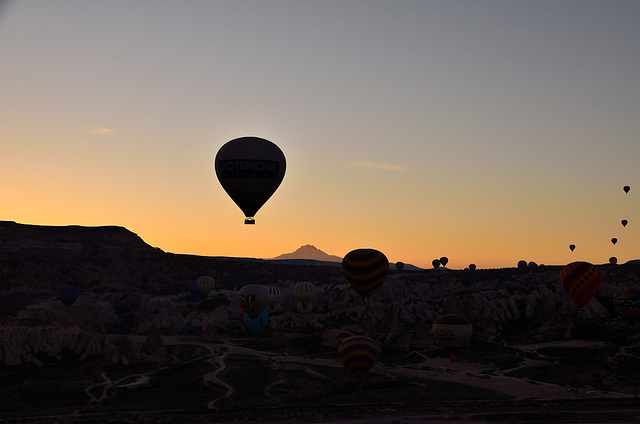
1;1;638;269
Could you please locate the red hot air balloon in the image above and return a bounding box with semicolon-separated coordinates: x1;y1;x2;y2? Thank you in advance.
569;244;576;252
622;220;628;227
623;185;630;193
559;261;602;309
215;136;286;224
338;335;381;382
342;249;389;301
611;238;618;245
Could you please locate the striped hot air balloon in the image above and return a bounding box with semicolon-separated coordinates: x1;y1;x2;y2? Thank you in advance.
342;248;389;301
337;335;381;382
238;284;270;319
432;314;472;362
196;276;216;296
336;327;365;345
559;261;601;309
294;281;316;309
614;289;640;323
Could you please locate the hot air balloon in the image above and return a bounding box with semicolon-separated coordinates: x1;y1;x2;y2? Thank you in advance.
294;281;316;313
517;260;527;269
559;261;601;309
622;220;628;227
238;284;270;319
432;259;441;269
614;289;640;323
342;249;389;301
623;185;630;193
468;264;476;271
611;238;618;245
395;261;404;271
569;244;576;252
336;327;365;345
266;285;282;313
214;136;286;224
188;280;203;297
57;286;79;307
609;257;618;265
433;314;473;362
196;276;215;296
244;310;269;334
338;335;381;382
439;257;449;267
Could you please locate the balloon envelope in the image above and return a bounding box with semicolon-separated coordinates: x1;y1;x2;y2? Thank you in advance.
338;335;381;382
433;314;472;362
196;276;216;296
623;185;630;193
244;310;269;334
214;136;286;224
622;220;628;227
293;281;317;307
439;257;449;267
342;249;389;301
569;244;576;252
238;284;270;319
614;289;640;323
559;261;601;309
336;327;365;345
57;286;79;306
609;256;618;265
395;261;404;271
432;259;441;269
611;238;618;245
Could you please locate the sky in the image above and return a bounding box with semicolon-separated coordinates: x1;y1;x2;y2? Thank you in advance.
1;0;638;270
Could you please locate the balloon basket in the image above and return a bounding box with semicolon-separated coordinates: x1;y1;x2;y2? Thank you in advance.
244;218;255;225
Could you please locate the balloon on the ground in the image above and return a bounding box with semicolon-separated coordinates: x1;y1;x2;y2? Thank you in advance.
188;280;203;297
214;136;286;224
57;286;80;306
244;310;269;334
338;335;381;382
468;264;476;271
342;249;389;301
294;281;316;308
609;257;618;265
238;284;270;319
614;289;640;323
432;314;473;362
559;261;601;309
196;276;215;296
395;261;404;271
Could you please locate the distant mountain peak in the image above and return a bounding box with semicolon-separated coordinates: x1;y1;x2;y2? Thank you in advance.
270;245;342;262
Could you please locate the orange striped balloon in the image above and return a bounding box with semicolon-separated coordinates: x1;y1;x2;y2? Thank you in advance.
559;261;601;309
342;248;389;301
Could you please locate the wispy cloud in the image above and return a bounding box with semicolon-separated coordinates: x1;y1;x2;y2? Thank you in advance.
90;127;120;136
344;160;407;172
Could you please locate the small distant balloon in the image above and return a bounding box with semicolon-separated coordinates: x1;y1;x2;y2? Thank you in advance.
623;185;630;193
439;257;449;267
432;259;441;269
622;220;628;227
395;261;404;271
569;244;576;252
611;238;618;245
517;260;527;269
609;257;617;265
468;264;476;271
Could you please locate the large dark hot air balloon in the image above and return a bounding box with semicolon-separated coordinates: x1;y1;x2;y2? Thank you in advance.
433;314;473;362
623;185;630;194
611;238;618;245
622;220;628;227
569;244;576;252
338;335;381;382
559;261;601;309
342;249;389;301
215;136;286;224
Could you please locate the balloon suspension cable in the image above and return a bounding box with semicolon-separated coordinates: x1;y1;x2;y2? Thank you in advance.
245;217;255;225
